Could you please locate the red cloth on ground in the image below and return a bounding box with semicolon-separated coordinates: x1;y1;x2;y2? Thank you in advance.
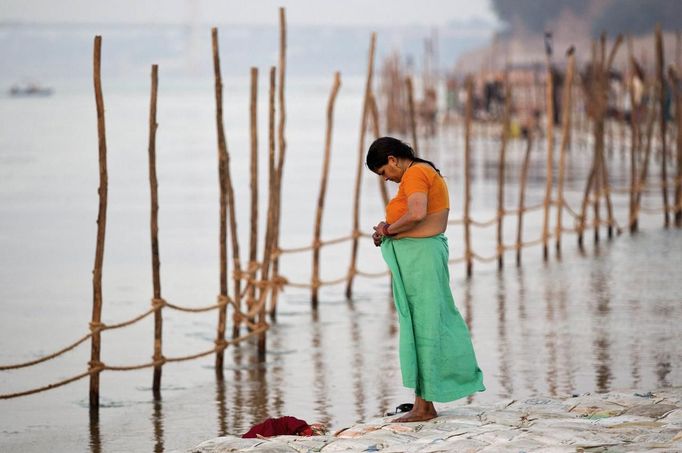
241;416;311;438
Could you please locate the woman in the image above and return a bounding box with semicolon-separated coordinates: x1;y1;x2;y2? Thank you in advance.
367;136;485;422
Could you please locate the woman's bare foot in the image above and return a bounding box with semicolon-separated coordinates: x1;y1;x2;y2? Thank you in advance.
392;409;437;422
391;396;437;422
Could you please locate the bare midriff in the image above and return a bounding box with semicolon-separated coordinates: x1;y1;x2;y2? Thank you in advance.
394;208;449;239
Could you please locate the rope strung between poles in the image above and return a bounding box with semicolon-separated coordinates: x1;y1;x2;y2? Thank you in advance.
0;326;268;400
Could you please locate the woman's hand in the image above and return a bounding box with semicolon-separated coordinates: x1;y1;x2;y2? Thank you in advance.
372;221;391;246
372;231;382;247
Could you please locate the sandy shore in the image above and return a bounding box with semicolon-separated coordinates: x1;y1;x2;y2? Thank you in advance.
188;388;682;452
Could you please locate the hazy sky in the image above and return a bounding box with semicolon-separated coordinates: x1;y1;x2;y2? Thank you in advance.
1;0;497;26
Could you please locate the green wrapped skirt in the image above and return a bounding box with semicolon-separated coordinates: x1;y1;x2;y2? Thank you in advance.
381;234;485;402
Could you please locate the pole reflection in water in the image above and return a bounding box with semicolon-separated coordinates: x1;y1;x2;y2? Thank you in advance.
556;282;576;394
515;267;538;396
311;311;332;427
495;273;513;398
348;301;367;423
216;376;228;437
152;397;164;453
246;354;269;426
591;260;613;393
270;321;285;419
89;410;101;453
376;296;397;415
231;345;245;432
543;277;558;396
629;297;642;389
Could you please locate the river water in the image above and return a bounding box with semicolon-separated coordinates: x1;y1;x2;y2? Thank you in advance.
1;75;680;452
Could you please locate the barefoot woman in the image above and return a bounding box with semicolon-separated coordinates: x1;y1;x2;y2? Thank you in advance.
368;137;485;422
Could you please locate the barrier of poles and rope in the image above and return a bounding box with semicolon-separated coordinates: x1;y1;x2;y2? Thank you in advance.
4;25;681;407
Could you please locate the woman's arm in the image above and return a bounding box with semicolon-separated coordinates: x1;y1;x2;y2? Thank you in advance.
374;192;448;240
384;192;427;235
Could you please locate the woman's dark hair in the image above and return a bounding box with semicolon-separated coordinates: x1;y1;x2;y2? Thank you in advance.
366;136;440;174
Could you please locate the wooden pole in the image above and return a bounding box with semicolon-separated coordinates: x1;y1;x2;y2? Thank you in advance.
257;66;277;359
578;40;602;249
601;36;622;239
633;85;658;224
90;35;108;410
555;48;575;253
270;7;287;320
669;67;682;227
346;32;376;299
406;76;419;153
628;38;640;232
247;67;259;322
677;31;681;71
656;25;671;227
211;29;245;341
147;64;163;397
496;74;511;270
542;48;555;260
464;77;473;277
211;28;229;374
311;72;341;309
600;128;616;238
516;134;533;266
368;92;390;206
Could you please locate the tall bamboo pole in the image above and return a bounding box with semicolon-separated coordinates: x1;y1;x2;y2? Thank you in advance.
516;134;533;266
406;76;419;153
346;32;376;299
579;40;604;248
601;36;622;239
496;74;511;270
656;25;670;227
90;35;108;410
248;67;259;321
257;66;277;359
211;28;229;374
226;123;242;338
464;77;473;277
633;87;658;223
270;7;287;320
555;48;575;253
628;38;640;232
311;72;342;308
147;64;163;397
675;30;682;72
595;36;606;242
368;92;389;206
542;45;555;260
669;67;682;227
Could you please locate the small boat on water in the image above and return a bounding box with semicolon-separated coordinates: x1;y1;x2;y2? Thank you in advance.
8;82;54;97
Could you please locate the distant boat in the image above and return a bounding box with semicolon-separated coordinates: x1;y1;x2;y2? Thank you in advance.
9;82;54;97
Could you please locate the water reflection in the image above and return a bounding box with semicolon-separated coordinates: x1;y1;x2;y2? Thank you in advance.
591;261;613;393
495;273;512;398
543;278;558;396
152;397;164;453
515;267;537;396
216;377;228;437
376;299;397;415
311;313;331;426
629;297;642;388
348;302;367;423
89;410;101;453
556;282;576;394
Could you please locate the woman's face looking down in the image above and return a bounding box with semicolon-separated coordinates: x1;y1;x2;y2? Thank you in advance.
374;155;404;183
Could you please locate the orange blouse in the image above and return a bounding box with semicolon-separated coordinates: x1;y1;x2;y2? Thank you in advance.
385;163;449;224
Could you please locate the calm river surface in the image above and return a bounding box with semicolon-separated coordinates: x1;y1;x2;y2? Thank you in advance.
1;76;680;452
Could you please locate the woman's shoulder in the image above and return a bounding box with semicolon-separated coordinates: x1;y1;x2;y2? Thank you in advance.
406;162;439;179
